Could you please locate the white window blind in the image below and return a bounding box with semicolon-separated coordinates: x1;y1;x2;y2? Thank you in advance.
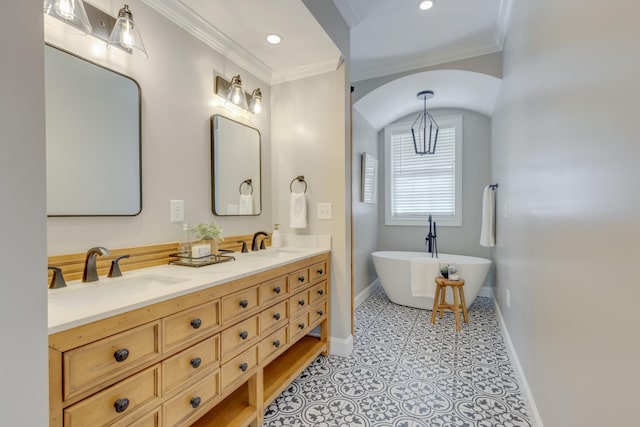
384;115;462;226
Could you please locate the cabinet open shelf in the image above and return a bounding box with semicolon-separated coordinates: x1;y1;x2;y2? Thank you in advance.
263;335;327;405
191;382;256;427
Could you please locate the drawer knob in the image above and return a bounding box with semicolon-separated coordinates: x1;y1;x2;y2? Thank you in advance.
298;276;305;282
273;339;281;348
273;312;281;320
113;348;129;363
190;357;202;369
239;362;248;372
190;397;201;409
298;300;305;306
298;323;305;330
317;268;324;274
239;330;249;340
317;310;324;316
239;299;249;308
114;398;129;413
317;289;324;295
190;318;202;329
274;286;281;294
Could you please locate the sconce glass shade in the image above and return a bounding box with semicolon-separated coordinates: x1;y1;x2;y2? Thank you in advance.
43;0;92;35
108;5;148;60
411;90;439;155
227;75;249;109
249;88;263;114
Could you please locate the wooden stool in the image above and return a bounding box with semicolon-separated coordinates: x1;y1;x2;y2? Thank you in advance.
431;277;469;331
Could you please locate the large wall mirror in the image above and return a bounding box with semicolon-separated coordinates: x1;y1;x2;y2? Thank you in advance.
45;44;142;216
211;115;261;216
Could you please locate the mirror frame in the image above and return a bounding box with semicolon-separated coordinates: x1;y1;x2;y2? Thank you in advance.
211;115;262;216
45;43;142;217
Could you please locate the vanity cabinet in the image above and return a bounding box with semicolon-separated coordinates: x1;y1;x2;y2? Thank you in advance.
49;253;330;427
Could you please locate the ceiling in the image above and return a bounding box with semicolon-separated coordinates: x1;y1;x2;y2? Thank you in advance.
139;0;511;127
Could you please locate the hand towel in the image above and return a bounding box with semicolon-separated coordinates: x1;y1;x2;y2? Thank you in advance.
239;194;254;215
290;191;307;229
410;257;440;298
480;185;496;247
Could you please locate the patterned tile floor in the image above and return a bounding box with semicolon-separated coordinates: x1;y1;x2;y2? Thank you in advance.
262;286;533;427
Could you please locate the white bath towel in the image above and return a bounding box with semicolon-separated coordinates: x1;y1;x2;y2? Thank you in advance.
480;185;496;247
290;191;307;229
239;194;254;215
410;257;440;298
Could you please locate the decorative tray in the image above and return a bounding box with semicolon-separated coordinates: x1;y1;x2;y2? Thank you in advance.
168;252;235;267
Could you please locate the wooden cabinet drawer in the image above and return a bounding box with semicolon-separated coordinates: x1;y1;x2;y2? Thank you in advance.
309;281;327;304
221;345;259;392
112;406;161;427
289;289;310;317
221;315;259;362
290;311;311;342
259;275;288;306
260;299;288;335
64;364;160;427
221;285;259;325
162;335;219;394
162;369;220;427
288;268;309;291
63;321;160;400
260;325;289;364
310;300;328;326
309;261;327;283
162;300;219;352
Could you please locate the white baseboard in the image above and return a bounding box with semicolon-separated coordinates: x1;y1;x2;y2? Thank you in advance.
329;334;354;357
355;279;380;308
478;285;494;298
493;298;544;427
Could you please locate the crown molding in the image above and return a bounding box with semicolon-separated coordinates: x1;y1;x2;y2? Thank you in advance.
496;0;513;49
271;56;342;85
141;0;272;83
331;0;361;28
351;40;502;82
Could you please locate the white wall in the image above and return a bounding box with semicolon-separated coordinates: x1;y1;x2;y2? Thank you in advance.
378;109;493;263
0;2;49;424
45;0;272;255
493;1;640;425
352;110;380;297
271;68;352;352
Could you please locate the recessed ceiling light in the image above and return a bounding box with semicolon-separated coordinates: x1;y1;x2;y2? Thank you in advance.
266;33;282;45
419;0;435;11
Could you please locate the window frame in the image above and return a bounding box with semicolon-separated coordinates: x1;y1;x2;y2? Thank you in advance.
384;114;463;227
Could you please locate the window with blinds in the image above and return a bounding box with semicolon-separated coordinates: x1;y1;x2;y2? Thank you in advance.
384;115;462;226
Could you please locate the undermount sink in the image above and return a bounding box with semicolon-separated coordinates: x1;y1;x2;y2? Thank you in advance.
247;248;302;258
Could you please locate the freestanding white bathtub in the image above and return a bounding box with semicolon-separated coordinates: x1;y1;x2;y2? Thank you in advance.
371;251;492;309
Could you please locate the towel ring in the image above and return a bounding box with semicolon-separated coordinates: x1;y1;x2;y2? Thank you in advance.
239;179;254;195
289;176;307;193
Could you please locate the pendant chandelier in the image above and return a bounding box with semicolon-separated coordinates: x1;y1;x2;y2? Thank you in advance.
411;90;439;155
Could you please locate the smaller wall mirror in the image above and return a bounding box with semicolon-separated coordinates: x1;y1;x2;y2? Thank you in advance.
211;115;261;215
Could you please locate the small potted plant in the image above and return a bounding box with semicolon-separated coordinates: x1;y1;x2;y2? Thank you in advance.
191;222;224;255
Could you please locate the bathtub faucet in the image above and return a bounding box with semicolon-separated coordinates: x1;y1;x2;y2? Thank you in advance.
426;214;438;257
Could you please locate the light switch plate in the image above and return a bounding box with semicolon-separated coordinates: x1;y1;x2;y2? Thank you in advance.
170;200;185;223
317;202;332;220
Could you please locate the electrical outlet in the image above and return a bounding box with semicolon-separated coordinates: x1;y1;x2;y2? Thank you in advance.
170;200;185;223
317;203;332;220
506;289;511;309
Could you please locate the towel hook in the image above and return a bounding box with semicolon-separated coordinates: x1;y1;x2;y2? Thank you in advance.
289;175;307;193
239;179;254;195
489;183;498;190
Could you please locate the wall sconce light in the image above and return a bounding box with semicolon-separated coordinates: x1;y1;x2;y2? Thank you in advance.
411;90;439;155
43;1;148;60
215;75;263;114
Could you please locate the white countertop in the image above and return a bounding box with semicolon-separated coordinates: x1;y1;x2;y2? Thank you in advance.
48;235;330;335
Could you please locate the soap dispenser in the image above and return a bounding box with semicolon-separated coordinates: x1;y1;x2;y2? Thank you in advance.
271;224;282;248
178;222;192;257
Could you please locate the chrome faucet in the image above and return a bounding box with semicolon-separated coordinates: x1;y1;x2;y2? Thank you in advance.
251;231;268;251
82;246;111;282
